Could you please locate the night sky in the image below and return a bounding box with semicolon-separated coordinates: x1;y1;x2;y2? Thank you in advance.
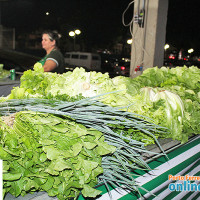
1;0;200;54
166;0;200;54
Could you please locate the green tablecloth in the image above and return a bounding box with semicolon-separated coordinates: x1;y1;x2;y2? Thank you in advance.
78;135;200;200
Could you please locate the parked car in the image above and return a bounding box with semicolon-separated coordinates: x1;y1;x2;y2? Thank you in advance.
113;60;130;76
64;52;101;72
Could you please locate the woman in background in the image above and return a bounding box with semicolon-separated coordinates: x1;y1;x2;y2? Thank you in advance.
39;30;65;73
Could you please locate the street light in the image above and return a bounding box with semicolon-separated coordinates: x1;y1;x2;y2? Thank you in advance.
164;44;170;60
75;29;81;35
127;39;132;44
164;44;169;50
188;48;194;54
69;29;81;51
69;31;75;37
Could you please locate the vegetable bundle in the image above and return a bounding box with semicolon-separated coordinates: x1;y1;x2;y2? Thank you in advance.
1;111;116;199
0;97;166;199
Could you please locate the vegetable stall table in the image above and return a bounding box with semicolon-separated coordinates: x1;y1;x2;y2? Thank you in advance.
78;135;200;200
2;65;200;199
4;135;200;200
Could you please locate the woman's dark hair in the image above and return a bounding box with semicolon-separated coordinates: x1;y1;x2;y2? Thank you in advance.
42;30;61;46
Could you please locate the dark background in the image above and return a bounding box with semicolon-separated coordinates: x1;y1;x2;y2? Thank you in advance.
1;0;200;55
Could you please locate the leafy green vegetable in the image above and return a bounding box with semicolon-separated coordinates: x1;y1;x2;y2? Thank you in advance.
135;66;200;92
153;89;184;141
33;62;44;72
132;66;200;142
0;68;10;79
1;111;116;199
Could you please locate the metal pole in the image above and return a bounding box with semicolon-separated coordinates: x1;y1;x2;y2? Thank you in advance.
74;35;76;51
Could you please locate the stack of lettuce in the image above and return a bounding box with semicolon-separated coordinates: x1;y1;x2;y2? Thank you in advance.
4;64;200;143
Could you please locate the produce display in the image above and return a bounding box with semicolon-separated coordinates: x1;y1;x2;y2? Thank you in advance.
0;63;200;199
